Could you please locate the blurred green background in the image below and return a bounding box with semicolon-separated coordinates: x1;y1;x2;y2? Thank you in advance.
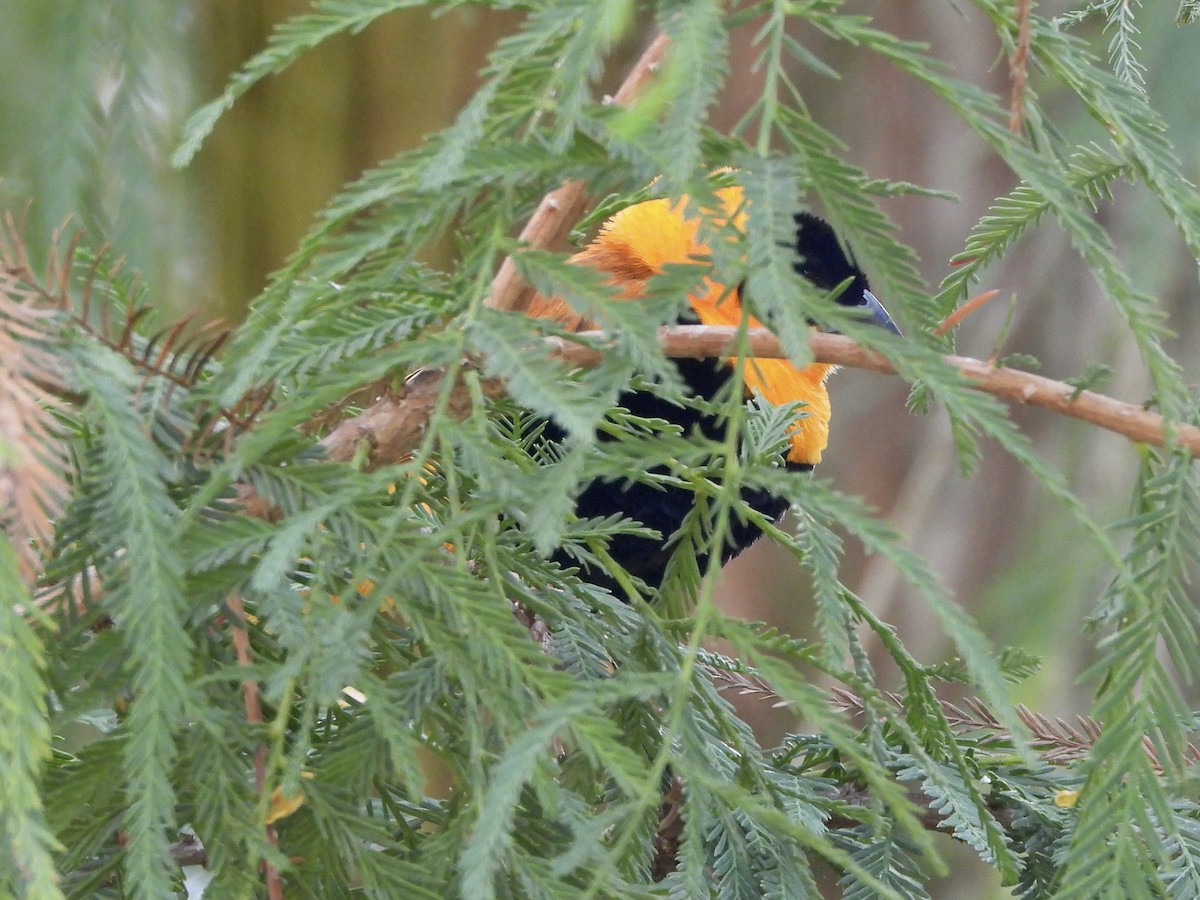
2;2;1196;895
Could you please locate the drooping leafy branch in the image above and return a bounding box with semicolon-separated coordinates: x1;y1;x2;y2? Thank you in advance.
3;2;1200;899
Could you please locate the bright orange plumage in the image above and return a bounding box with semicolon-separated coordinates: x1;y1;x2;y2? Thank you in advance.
528;186;834;466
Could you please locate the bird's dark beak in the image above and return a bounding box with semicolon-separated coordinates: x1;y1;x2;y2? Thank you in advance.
859;289;901;336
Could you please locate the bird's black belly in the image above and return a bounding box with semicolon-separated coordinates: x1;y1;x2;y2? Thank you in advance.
545;357;805;597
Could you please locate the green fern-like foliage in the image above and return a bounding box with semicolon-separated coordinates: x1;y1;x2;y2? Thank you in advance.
3;2;1200;898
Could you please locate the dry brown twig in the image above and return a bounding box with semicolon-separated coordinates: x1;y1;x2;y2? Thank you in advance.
569;328;1200;455
319;326;1200;476
226;593;286;899
1009;0;1033;134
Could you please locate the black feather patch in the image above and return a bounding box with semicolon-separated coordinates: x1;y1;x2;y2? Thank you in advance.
793;212;871;303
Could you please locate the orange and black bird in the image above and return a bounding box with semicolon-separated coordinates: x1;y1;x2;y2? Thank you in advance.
528;185;898;597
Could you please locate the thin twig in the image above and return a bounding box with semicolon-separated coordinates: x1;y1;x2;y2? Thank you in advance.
564;328;1200;455
321;365;506;465
315;327;1200;476
1009;0;1033;134
227;594;284;898
228;595;267;789
488;183;592;315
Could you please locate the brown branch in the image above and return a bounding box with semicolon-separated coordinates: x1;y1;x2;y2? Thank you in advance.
315;327;1198;477
488;182;592;315
228;595;266;788
565;328;1200;455
226;594;284;899
486;32;671;315
321;366;504;465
